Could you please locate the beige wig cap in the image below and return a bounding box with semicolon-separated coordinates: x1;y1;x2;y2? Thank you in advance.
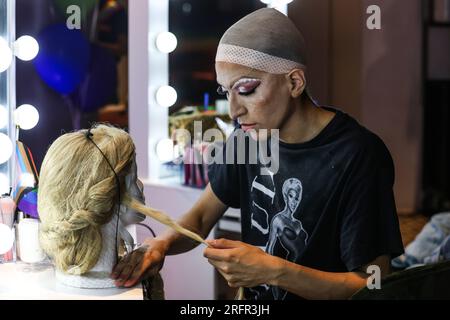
215;8;307;74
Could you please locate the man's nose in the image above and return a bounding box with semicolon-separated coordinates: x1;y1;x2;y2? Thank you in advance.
228;94;246;121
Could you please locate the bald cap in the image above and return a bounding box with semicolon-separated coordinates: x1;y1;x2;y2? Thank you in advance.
215;8;307;74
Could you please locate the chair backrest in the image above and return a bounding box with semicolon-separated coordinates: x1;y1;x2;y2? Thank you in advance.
350;260;450;300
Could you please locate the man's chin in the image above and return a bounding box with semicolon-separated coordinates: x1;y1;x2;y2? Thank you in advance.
246;128;271;141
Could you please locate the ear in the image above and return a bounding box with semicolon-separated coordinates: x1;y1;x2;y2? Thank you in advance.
286;69;306;99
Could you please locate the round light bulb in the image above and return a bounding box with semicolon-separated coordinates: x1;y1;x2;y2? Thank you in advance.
13;35;39;61
0;104;8;129
15;104;39;130
156;138;175;162
156;86;177;107
0;173;9;195
0;37;13;73
0;223;14;254
156;32;178;53
0;133;13;165
260;0;293;5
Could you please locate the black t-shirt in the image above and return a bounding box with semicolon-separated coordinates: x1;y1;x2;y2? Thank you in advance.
208;106;404;300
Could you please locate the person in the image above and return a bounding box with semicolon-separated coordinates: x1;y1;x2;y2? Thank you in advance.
38;125;162;296
111;8;404;300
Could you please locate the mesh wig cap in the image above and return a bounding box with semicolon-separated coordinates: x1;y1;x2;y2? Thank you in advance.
215;8;307;74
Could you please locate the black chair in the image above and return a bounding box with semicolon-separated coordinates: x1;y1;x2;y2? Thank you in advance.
350;260;450;300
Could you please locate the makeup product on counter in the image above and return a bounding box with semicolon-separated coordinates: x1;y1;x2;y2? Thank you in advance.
0;195;16;228
17;218;46;263
0;196;16;262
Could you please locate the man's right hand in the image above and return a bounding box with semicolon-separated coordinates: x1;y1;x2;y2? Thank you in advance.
111;238;168;287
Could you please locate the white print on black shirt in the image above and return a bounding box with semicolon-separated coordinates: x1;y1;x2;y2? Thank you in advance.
250;175;309;300
266;178;309;299
250;171;276;235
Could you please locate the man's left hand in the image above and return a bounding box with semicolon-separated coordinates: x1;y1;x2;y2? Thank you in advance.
203;238;280;288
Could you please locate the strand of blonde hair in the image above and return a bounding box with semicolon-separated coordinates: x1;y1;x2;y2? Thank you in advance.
122;193;208;246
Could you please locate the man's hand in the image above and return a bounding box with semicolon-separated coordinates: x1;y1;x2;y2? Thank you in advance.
203;238;280;288
111;238;168;287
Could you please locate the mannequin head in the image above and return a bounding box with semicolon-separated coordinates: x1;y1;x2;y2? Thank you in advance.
38;124;145;280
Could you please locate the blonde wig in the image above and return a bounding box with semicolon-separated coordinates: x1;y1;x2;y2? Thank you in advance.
39;124;207;275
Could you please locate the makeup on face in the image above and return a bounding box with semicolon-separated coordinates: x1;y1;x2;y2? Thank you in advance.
232;78;261;94
217;78;261;97
240;123;257;132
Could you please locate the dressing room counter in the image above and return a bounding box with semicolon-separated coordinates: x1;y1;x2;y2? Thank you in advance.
0;261;143;300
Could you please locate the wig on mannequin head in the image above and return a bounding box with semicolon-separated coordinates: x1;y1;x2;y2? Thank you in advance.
39;124;206;276
38;124;135;275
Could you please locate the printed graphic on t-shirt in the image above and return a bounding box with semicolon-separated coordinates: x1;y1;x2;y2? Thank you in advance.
250;176;309;300
250;171;276;235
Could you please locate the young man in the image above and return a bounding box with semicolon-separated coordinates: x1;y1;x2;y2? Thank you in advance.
112;8;403;300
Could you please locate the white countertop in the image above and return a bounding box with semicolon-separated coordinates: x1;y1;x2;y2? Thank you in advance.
0;261;143;300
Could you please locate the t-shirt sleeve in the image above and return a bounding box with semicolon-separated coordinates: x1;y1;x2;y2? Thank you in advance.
207;140;241;209
340;133;404;271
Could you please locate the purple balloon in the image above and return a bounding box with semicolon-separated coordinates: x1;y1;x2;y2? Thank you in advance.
71;44;117;113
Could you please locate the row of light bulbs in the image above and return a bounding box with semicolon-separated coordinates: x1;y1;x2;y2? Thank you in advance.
154;31;178;161
0;35;40;169
155;32;178;108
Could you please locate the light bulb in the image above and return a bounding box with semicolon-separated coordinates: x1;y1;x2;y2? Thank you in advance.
0;104;8;129
0;133;13;165
0;223;14;254
156;138;175;162
15;104;39;130
260;0;293;5
0;173;9;195
156;86;177;107
156;32;178;53
13;35;39;61
0;37;12;73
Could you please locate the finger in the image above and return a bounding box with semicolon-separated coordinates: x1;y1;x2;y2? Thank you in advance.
114;263;138;287
111;253;134;279
203;247;232;261
206;238;242;249
207;259;232;275
214;266;231;283
124;261;151;287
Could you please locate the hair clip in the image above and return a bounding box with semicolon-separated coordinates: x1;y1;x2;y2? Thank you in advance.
85;128;93;139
